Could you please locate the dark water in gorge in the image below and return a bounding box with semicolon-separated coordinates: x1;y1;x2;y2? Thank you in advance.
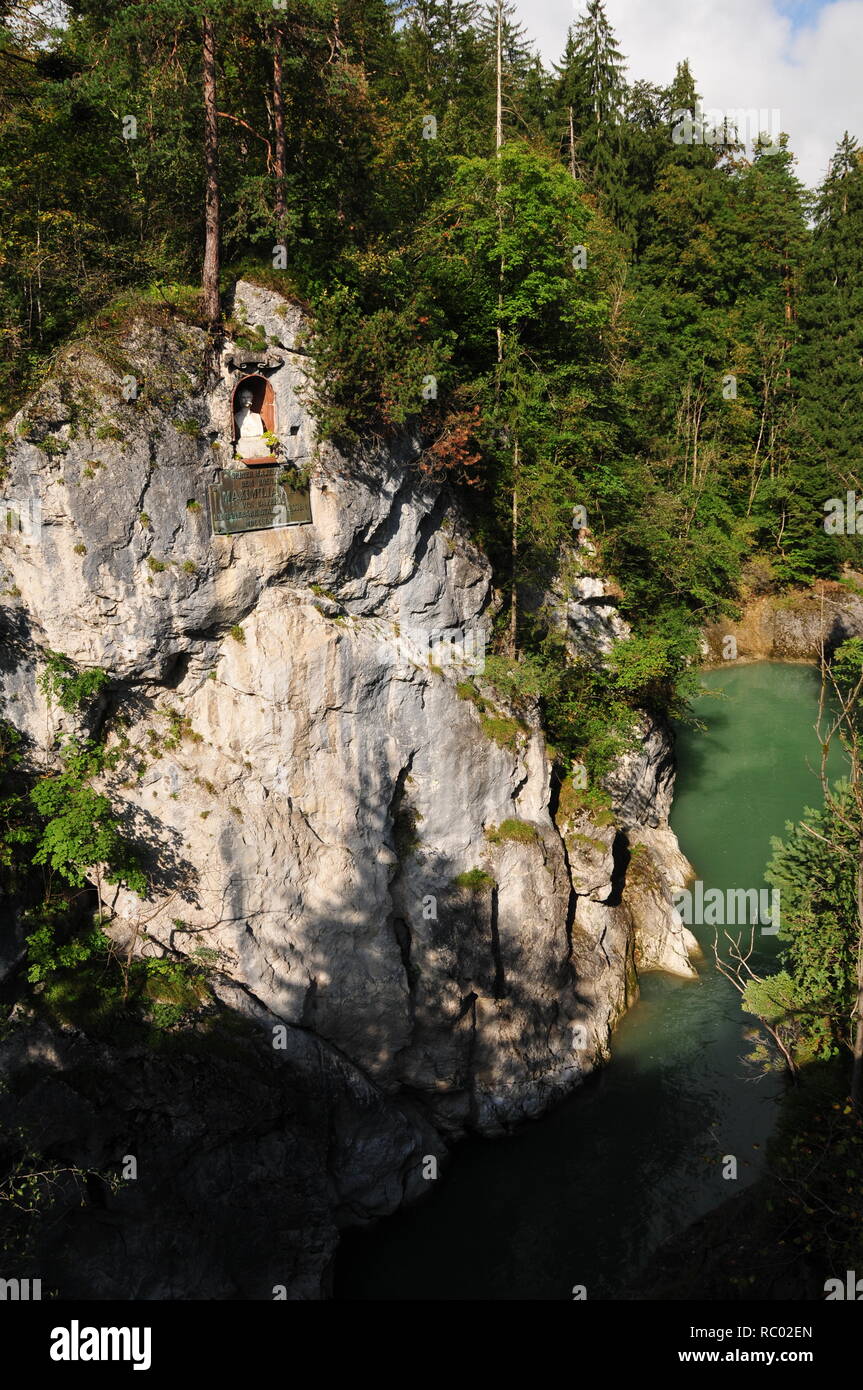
336;663;844;1300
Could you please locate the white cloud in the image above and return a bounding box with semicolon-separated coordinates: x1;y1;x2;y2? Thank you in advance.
514;0;863;189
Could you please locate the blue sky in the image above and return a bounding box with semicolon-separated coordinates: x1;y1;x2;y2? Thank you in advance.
776;0;830;27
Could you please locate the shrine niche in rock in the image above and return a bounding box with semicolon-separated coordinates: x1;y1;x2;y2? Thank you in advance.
231;374;277;465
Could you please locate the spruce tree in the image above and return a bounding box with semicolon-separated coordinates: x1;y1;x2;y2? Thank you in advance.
476;0;532;143
551;27;588;176
476;0;530;72
571;0;626;128
556;2;628;230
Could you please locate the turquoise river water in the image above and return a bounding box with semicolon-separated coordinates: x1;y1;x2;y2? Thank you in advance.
336;662;843;1300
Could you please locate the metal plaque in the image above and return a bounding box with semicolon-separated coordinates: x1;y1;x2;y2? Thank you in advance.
209;468;312;535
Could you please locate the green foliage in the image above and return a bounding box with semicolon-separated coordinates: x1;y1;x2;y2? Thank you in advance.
26;911;212;1037
756;784;860;1064
158;704;200;750
0;1144;119;1272
172;417;201;438
745;637;862;1074
0;0;854;694
555;773;616;827
791;134;863;578
831;636;863;720
552;3;628;230
606;624;700;716
485;818;539;846
0;720;38;879
453;867;496;893
478;625;697;781
479;712;524;751
306;285;454;447
142;957;211;1028
39;436;68;458
1;717;142;1002
482;654;549;704
25;903;109;985
38;653;109;714
30;740;146;895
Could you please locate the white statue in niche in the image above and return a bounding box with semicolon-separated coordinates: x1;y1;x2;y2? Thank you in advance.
233;387;269;459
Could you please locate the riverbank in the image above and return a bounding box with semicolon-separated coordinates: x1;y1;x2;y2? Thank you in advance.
702;575;863;666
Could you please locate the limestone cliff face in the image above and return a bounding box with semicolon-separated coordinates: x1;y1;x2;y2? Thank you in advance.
0;280;695;1152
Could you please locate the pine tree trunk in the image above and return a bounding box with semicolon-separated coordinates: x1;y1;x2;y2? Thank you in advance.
273;27;287;230
569;105;577;179
202;15;221;329
852;1000;863;1108
852;860;863;1109
509;439;519;657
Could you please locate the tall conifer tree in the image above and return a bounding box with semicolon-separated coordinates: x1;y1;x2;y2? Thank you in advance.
553;3;627;229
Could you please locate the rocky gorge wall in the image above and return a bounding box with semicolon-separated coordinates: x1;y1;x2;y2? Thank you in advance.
0;281;697;1295
702;581;863;665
